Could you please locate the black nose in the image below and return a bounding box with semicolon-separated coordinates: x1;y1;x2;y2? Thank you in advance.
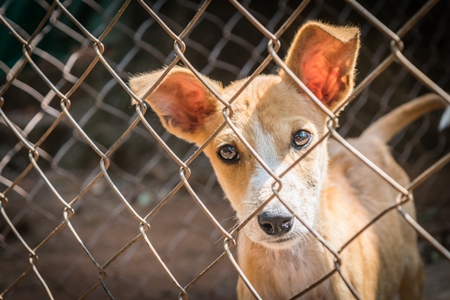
258;210;294;236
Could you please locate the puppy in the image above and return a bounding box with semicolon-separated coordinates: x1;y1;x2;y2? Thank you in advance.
130;21;444;299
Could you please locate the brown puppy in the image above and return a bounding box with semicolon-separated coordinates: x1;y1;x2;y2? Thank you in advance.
130;21;443;299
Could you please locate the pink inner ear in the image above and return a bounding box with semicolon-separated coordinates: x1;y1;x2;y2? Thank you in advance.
154;73;215;133
302;51;341;104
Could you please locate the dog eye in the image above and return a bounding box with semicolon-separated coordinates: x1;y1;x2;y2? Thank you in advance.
218;144;240;163
292;130;312;149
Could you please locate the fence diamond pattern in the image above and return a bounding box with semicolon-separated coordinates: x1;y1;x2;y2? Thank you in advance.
1;0;449;299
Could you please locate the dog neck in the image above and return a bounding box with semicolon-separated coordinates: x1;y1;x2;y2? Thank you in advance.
237;232;333;299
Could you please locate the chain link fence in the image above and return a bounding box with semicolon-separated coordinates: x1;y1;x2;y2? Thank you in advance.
1;0;449;299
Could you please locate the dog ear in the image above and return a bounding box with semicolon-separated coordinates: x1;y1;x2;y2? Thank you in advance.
130;66;222;144
280;21;360;112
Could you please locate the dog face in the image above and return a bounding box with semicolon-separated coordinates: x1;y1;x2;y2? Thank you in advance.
206;75;331;249
130;21;360;249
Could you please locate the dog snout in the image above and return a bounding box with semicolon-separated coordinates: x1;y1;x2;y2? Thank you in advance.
258;209;294;236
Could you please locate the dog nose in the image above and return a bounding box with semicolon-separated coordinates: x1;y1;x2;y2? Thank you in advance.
258;210;294;236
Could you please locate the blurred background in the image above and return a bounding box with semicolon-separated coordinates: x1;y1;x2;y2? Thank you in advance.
1;0;449;299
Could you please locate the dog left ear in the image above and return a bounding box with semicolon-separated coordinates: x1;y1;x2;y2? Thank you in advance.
280;21;360;112
129;66;222;145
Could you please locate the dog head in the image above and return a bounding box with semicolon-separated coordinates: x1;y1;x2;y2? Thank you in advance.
130;21;360;249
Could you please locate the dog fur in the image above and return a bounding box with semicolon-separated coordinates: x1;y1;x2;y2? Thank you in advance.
130;21;445;299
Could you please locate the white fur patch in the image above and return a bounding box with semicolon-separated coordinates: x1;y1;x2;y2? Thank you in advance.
239;118;321;249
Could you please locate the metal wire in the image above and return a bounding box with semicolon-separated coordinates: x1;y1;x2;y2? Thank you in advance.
0;0;449;299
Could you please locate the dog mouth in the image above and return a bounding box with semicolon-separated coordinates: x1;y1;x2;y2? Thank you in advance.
271;236;296;244
274;236;296;243
258;233;302;249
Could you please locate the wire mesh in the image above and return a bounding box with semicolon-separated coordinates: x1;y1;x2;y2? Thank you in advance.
1;0;449;299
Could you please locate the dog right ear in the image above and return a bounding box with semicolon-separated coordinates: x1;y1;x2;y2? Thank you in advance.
280;21;360;112
129;66;222;145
